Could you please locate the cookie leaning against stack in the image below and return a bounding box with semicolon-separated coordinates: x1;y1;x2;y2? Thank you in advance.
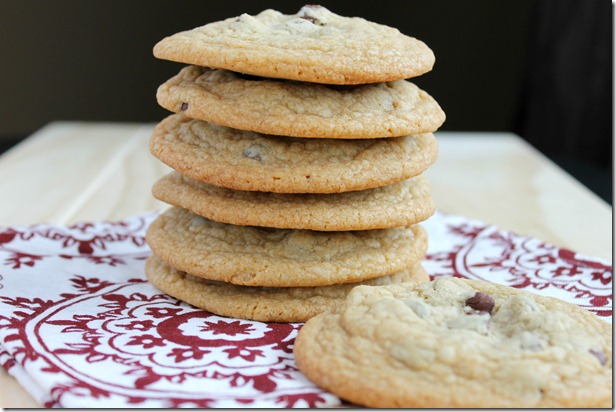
145;5;446;322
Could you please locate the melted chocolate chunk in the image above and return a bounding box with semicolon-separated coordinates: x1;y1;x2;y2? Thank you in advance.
180;102;189;111
465;292;495;314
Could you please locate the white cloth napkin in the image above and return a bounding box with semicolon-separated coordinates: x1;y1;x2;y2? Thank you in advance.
0;211;611;407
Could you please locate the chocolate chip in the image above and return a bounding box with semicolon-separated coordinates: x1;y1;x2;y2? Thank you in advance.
299;4;325;25
589;349;607;366
465;292;495;314
299;14;319;24
180;102;189;111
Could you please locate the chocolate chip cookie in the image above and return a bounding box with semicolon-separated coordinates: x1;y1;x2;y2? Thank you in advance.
150;114;438;193
156;66;445;138
145;207;428;287
293;277;612;408
152;171;435;231
153;5;435;84
145;254;429;322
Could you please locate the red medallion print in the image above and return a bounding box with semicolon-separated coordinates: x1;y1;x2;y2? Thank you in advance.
423;213;612;317
0;213;337;407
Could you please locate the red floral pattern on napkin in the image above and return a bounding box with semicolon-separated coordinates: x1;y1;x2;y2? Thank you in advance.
0;212;611;408
422;214;612;317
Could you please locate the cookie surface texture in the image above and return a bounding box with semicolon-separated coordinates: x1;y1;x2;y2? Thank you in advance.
145;207;428;287
156;66;446;138
153;5;434;84
150;114;438;193
153;171;435;231
293;277;612;408
145;255;429;323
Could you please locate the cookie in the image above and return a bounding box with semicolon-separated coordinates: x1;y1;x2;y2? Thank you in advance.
156;66;446;138
293;277;612;408
152;171;435;231
145;207;428;287
145;254;429;323
153;5;435;85
150;114;438;193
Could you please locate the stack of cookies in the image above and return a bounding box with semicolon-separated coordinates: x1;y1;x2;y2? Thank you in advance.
144;5;446;322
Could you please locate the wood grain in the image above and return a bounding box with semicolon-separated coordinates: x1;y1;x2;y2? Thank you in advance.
424;132;612;261
0;122;171;226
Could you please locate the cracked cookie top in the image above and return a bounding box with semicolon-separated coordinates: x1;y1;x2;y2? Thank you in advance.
153;5;435;84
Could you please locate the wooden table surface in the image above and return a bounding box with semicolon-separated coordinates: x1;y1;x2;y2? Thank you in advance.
0;122;611;407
